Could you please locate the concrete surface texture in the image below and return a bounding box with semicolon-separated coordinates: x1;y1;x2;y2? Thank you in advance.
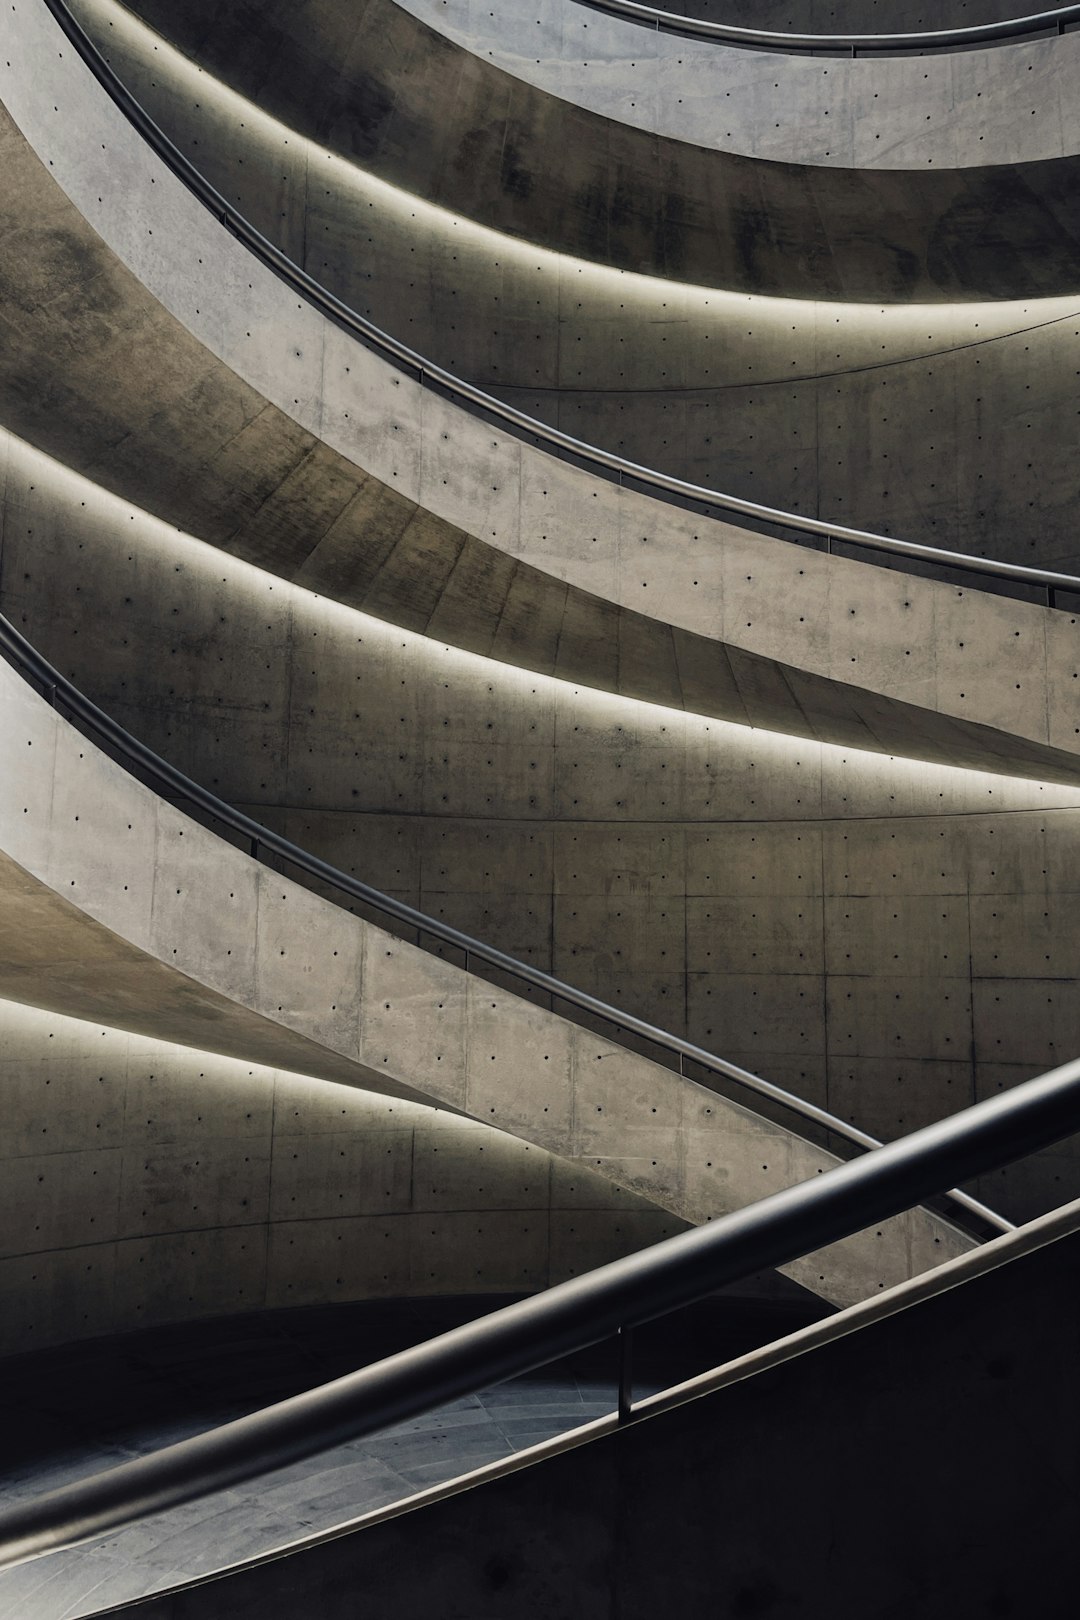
5;435;1080;1223
2;55;1080;767
102;0;1080;299
110;1216;1080;1620
390;0;1080;168
0;999;684;1357
65;0;1080;566
643;0;1057;25
0;649;976;1308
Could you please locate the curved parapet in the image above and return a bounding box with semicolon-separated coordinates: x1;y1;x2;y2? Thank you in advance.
7;434;1080;1229
0;999;683;1357
0;645;977;1308
388;0;1080;170
1;20;1079;774
60;0;1080;563
628;0;1074;28
93;0;1080;300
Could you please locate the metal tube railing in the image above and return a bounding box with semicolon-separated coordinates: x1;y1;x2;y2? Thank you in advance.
37;0;1080;607
0;610;1011;1239
2;1050;1078;1569
573;0;1080;51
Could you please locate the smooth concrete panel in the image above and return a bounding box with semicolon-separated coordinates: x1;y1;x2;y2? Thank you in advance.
0;1000;687;1356
2;55;1080;763
0;656;972;1307
112;0;1080;299
395;0;1080;168
5;465;1080;1224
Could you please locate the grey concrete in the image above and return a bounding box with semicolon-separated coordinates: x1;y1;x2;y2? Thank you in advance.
65;0;1080;566
0;999;686;1358
2;50;1080;769
6;434;1080;1223
393;0;1080;168
108;0;1080;299
0;651;975;1308
638;0;1057;25
109;1212;1080;1620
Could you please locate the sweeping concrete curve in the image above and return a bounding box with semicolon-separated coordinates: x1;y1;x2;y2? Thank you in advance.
66;0;1080;562
97;0;1080;300
0;1000;682;1358
388;0;1080;169
646;0;1069;26
9;432;1080;1230
0;652;973;1309
2;30;1080;779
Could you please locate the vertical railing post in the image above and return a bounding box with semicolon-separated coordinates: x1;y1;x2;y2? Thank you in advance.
249;835;259;860
617;1325;634;1424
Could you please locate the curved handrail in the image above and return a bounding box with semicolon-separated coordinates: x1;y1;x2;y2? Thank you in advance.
2;1051;1078;1568
575;0;1080;51
0;608;1012;1238
38;0;1080;606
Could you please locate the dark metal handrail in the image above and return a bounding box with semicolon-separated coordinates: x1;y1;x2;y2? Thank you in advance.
0;608;1011;1237
575;0;1080;51
2;1051;1078;1570
39;0;1080;607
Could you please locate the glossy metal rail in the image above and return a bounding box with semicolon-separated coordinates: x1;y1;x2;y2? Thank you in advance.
576;0;1080;51
40;0;1080;607
2;1052;1078;1569
0;609;1011;1238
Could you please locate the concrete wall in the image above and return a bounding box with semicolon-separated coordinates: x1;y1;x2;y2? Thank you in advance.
0;647;978;1308
0;1000;682;1356
391;0;1080;168
2;35;1080;776
624;0;1047;24
103;0;1080;299
69;0;1080;565
116;1214;1080;1620
4;437;1080;1224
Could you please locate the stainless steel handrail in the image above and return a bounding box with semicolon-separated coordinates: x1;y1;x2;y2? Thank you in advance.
0;609;1012;1238
2;1051;1078;1569
574;0;1080;51
39;0;1080;606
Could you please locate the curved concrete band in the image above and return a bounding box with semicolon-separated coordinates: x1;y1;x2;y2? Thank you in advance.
106;0;1080;299
67;0;1080;566
0;999;682;1357
391;0;1080;170
0;652;972;1309
2;15;1079;779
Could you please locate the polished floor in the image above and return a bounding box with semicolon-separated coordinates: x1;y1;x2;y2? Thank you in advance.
0;1292;826;1618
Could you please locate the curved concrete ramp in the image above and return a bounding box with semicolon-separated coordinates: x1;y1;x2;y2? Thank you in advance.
390;0;1080;169
103;0;1080;299
0;654;971;1308
1;28;1079;772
